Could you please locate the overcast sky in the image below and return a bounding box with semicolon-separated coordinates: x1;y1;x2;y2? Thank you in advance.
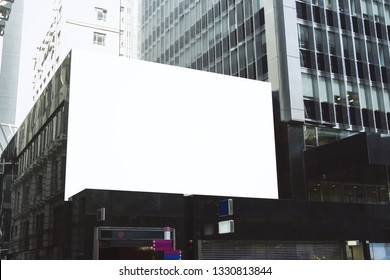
15;0;55;125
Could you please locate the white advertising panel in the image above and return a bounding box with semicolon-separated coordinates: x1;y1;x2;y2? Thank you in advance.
65;49;278;200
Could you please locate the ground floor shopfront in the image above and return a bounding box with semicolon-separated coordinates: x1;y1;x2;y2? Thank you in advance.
4;189;390;260
6;189;382;260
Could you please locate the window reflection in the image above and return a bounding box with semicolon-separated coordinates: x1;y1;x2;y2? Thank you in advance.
369;243;390;260
308;181;389;205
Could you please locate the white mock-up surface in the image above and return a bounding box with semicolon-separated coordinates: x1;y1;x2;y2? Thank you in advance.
65;49;278;200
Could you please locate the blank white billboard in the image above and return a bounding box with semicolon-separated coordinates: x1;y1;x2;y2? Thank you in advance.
65;49;278;200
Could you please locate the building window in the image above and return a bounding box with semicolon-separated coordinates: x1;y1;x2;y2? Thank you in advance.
95;8;107;21
302;73;316;98
304;99;317;120
300;49;314;68
349;17;357;33
317;53;327;71
296;2;308;20
328;33;337;55
93;32;106;46
312;6;321;23
298;25;309;49
324;0;332;9
326;9;335;27
315;29;324;52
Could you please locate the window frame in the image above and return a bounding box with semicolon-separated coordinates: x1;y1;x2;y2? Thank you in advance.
93;32;106;46
95;7;107;22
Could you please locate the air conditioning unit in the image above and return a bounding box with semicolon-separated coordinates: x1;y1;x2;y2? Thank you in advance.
0;5;12;21
0;20;5;36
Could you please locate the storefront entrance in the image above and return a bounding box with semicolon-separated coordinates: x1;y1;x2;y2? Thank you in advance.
93;227;176;260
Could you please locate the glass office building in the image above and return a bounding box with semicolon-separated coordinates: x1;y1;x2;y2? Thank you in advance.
0;0;24;155
140;0;267;79
139;0;390;205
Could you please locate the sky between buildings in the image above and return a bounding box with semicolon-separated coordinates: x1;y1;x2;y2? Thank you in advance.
14;0;54;126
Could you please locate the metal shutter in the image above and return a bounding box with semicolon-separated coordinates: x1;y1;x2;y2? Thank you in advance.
199;240;342;260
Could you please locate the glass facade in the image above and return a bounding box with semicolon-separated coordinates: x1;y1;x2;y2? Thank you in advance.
139;0;390;133
139;1;390;129
369;243;390;259
297;0;390;132
307;166;390;204
139;0;267;80
299;1;390;205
